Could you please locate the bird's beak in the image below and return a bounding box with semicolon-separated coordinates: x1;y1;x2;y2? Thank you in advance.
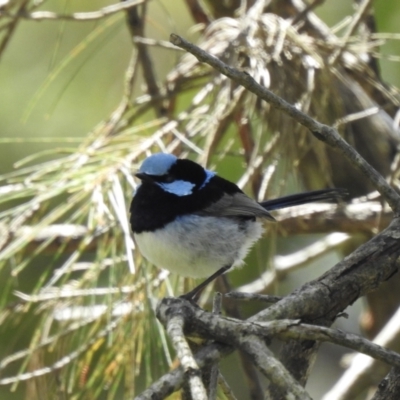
135;172;154;182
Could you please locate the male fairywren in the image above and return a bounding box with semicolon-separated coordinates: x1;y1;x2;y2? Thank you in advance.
130;153;343;300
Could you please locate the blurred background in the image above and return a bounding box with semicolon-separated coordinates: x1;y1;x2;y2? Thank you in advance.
1;0;400;399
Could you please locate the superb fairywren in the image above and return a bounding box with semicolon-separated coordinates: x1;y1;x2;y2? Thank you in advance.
130;153;343;300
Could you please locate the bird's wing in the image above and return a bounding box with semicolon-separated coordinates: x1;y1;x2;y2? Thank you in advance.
198;192;275;221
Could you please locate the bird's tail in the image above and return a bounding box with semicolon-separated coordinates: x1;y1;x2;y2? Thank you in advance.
260;188;346;211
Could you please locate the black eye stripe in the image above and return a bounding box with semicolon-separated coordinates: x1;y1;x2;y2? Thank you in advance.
164;174;175;183
169;159;206;187
149;174;175;184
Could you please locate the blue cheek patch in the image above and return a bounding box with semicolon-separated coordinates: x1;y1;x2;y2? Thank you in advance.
158;180;196;196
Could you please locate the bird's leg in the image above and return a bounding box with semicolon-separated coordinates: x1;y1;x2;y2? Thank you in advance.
180;265;232;301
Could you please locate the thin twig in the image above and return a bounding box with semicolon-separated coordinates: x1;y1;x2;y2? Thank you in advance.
0;0;29;61
292;0;327;25
225;292;283;303
208;293;222;400
126;4;165;118
238;335;313;400
0;0;145;21
165;315;207;400
329;0;373;65
217;373;238;400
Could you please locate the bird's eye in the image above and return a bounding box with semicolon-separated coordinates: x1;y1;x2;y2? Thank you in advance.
163;174;175;183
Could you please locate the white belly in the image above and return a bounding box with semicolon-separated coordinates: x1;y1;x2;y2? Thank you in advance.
134;215;264;278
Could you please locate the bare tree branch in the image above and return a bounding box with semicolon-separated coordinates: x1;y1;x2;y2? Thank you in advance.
371;367;400;400
146;297;400;398
165;315;207;400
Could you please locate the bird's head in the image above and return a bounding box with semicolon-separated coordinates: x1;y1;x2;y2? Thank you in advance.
135;153;215;196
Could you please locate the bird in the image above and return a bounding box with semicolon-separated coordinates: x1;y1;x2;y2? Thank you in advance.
130;152;344;300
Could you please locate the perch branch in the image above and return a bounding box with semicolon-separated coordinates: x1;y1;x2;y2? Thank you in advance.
145;298;400;398
165;315;207;400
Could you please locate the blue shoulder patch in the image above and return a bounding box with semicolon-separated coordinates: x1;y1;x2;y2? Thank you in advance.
139;153;177;176
199;169;215;189
158;180;196;196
